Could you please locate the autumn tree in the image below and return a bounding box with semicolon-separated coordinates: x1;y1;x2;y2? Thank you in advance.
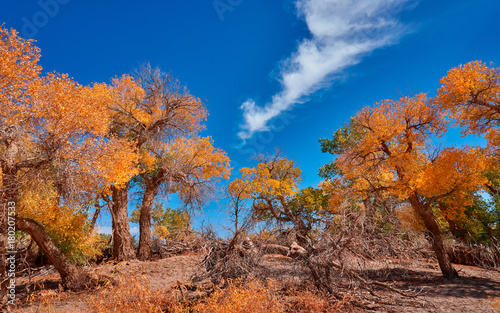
0;26;137;307
106;67;230;260
228;153;327;247
226;178;251;235
323;93;487;278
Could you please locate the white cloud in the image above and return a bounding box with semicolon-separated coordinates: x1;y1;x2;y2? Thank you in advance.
238;0;410;140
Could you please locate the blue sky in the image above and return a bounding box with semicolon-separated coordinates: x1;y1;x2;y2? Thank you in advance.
2;0;499;236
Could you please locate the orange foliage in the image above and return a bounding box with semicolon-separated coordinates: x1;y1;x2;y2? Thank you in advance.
435;60;500;203
161;136;231;203
336;93;486;222
0;25;138;258
319;178;352;214
228;157;302;222
109;72;207;141
436;61;500;135
108;68;228;206
0;26;41;122
230;158;301;202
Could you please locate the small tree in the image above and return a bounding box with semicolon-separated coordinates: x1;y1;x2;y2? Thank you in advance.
228;152;327;247
226;180;251;235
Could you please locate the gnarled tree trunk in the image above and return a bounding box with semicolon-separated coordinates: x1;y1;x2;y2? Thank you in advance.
292;216;311;249
409;194;458;279
110;184;136;261
16;218;91;290
137;177;160;260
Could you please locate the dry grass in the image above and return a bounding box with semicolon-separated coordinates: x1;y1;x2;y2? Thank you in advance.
15;275;166;313
87;275;166;313
281;285;356;313
165;278;355;313
22;290;60;313
15;284;83;313
15;273;353;313
189;279;282;313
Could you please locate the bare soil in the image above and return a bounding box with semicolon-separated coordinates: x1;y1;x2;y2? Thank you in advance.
12;254;500;312
358;259;500;312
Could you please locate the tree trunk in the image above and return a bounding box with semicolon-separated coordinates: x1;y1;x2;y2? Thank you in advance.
110;184;136;261
89;206;101;233
137;178;160;260
409;194;458;279
16;218;92;290
293;217;311;249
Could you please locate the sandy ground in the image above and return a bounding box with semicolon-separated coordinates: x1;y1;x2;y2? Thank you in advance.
13;255;201;312
364;260;500;312
12;255;500;312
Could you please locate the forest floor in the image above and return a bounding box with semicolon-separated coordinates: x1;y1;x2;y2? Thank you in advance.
11;254;500;312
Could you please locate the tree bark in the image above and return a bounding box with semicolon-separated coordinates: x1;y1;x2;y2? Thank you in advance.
137;178;160;260
89;206;101;233
409;194;458;279
110;184;136;261
16;218;92;290
292;216;311;249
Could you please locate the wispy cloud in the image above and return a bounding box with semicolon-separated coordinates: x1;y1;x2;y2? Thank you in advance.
238;0;410;140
